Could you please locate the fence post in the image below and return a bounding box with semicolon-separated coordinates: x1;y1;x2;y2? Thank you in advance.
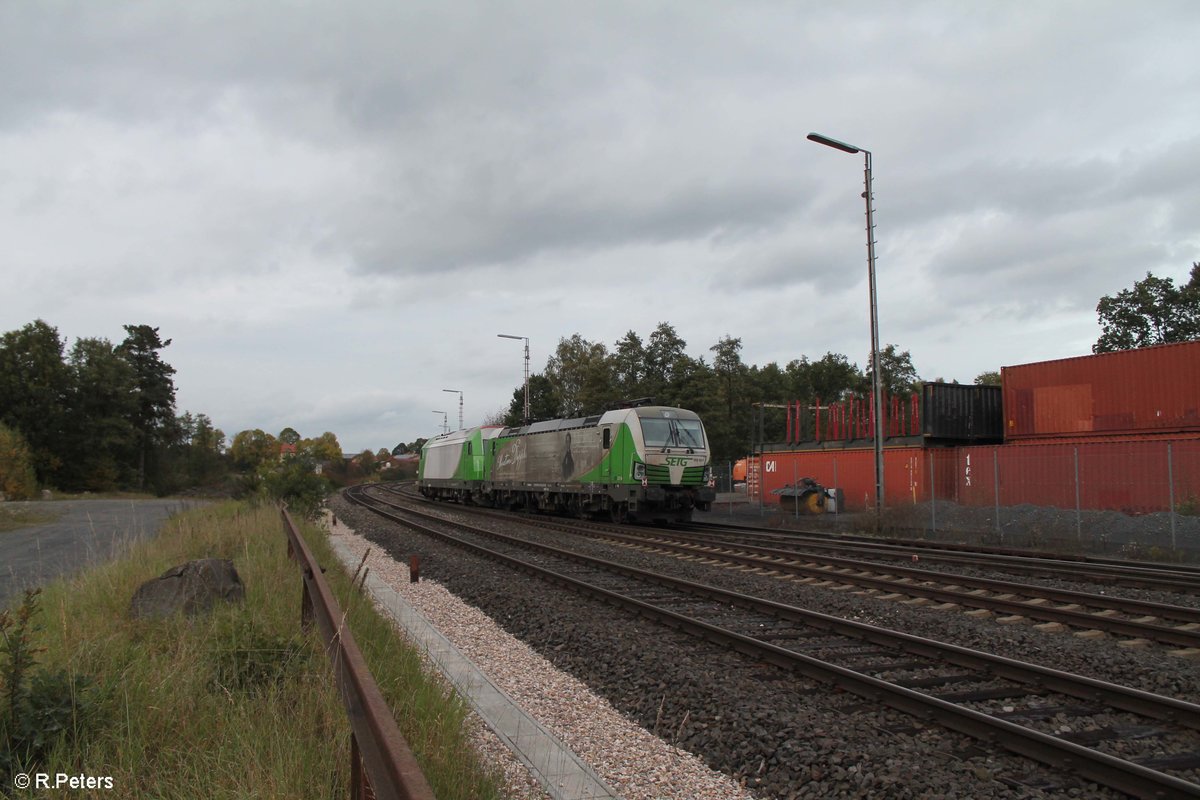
1168;442;1177;552
728;462;733;517
301;573;314;631
833;457;839;517
993;449;1001;540
793;460;798;520
929;452;936;537
350;733;366;800
1080;448;1089;546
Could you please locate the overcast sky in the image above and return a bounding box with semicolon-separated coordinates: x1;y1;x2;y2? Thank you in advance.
3;2;1198;452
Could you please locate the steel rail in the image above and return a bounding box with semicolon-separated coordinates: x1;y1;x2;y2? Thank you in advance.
354;487;1200;727
617;528;1200;623
281;507;436;800
694;520;1200;577
392;480;1200;589
579;529;1200;647
684;521;1200;590
348;488;1200;799
384;485;1200;643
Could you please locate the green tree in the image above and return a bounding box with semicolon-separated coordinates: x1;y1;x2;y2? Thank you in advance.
63;337;138;491
744;361;793;444
229;429;279;471
353;449;378;477
710;335;746;421
867;344;921;398
611;330;648;400
502;374;561;426
668;359;728;453
782;358;816;403
1094;264;1200;353
808;352;861;402
117;325;179;492
644;322;689;403
302;432;343;463
0;321;71;486
0;422;37;500
974;370;1001;386
261;457;329;519
544;334;615;417
278;427;301;446
176;412;226;486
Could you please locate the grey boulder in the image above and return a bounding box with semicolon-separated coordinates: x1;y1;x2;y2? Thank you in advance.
129;558;245;619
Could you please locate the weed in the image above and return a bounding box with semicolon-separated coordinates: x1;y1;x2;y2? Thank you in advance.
1177;495;1200;517
1;590;101;785
209;617;313;695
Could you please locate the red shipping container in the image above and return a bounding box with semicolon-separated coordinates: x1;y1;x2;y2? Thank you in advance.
757;433;1200;514
1002;341;1200;440
945;436;1200;514
755;446;930;512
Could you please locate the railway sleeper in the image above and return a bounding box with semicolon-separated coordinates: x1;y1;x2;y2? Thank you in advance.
1057;724;1164;746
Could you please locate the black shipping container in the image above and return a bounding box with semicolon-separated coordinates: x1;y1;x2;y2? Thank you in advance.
920;383;1003;442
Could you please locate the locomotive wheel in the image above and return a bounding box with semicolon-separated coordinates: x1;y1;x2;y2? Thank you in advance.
609;503;627;524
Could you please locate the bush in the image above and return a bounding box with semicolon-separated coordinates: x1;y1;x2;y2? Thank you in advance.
0;423;37;500
260;457;330;519
1178;495;1200;517
1;590;101;784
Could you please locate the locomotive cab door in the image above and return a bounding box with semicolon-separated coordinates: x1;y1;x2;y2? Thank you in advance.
600;425;613;481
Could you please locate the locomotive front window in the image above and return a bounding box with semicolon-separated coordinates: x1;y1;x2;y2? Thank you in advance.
641;418;705;449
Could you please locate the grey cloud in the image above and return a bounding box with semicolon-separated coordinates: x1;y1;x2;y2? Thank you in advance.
4;1;1200;450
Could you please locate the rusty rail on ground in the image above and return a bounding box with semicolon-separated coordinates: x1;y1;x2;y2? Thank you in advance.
281;507;437;800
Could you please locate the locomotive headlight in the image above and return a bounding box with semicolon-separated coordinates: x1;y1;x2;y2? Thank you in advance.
632;462;646;481
702;466;712;484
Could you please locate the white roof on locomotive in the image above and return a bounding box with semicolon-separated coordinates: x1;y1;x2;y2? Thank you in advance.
496;406;703;437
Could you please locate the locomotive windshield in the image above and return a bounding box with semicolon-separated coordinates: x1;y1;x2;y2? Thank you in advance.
640;417;705;449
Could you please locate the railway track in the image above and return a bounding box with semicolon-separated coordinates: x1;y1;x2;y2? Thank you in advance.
390;480;1200;591
680;520;1200;592
384;483;1200;650
569;525;1200;650
348;484;1200;798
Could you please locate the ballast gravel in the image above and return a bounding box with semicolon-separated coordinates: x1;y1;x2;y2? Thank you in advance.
325;509;754;800
328;494;1200;798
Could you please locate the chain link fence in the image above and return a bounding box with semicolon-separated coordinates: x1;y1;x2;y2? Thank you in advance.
707;439;1200;559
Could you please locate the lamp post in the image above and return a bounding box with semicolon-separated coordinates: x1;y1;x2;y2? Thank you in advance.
442;389;463;430
431;410;448;435
808;131;885;521
497;334;530;425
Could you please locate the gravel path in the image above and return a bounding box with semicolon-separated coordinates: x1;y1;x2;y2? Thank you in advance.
331;492;1200;798
0;498;192;607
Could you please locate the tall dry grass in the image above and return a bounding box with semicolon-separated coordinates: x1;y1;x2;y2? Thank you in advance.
8;501;506;799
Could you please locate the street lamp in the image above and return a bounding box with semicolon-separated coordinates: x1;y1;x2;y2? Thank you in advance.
431;410;448;435
497;334;530;426
442;388;463;430
808;131;885;521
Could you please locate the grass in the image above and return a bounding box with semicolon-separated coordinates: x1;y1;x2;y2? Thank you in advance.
3;501;509;799
41;492;159;501
0;506;60;533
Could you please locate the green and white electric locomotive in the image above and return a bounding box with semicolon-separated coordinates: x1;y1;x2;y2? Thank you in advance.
418;404;715;523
